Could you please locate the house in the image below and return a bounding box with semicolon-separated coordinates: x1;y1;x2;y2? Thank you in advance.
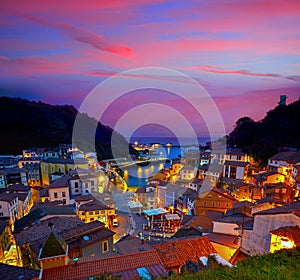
185;149;200;166
0;192;19;224
75;195;115;226
177;187;200;214
0;168;28;188
0;219;10;259
241;201;300;255
152;236;217;273
226;179;259;202
223;160;251;180
253;171;285;187
269;225;300;253
15;216;115;268
207;210;254;261
268;151;300;185
14;205;76;234
198;164;223;186
6;184;33;217
134;183;156;209
40;158;89;186
211;150;248;165
194;188;237;215
40;176;70;205
156;183;186;208
179;211;223;235
179;166;197;181
41;250;168;280
18;157;42;187
264;182;297;204
68;173;98;196
38;230;68;269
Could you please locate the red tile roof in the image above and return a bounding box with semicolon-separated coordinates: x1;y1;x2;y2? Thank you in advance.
152;236;216;270
270;226;300;245
41;250;167;280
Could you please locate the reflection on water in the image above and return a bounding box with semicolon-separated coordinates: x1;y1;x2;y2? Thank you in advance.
124;163;164;187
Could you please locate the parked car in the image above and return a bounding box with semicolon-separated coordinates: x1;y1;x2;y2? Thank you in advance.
112;218;119;227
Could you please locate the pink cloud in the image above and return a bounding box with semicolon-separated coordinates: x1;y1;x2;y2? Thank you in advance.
23;15;133;58
194;65;300;82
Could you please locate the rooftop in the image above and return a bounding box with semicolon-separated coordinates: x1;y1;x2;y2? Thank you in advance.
224;160;249;167
270;226;300;245
153;236;216;269
41;250;167;280
39;231;67;259
269;151;300;164
115;235;154;255
254;201;300;216
207;232;239;248
0;192;18;202
78;199;112;211
42;157;88;165
6;183;31;192
0;263;39;280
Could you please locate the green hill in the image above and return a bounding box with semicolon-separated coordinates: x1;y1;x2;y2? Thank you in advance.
228;99;300;164
0;97;137;159
167;248;300;280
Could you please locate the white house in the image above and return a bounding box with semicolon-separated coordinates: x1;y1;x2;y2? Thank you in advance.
0;192;19;224
241;201;300;255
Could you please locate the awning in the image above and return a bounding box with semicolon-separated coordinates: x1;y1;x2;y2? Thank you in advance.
165;214;180;220
143;208;167;216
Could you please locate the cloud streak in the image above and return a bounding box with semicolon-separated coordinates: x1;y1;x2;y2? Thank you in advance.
195;65;300;82
23;15;133;58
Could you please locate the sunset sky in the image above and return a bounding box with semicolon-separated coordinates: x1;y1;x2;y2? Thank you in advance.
1;0;299;139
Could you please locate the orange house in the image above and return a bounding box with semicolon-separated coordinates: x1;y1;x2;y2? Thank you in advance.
194;188;237;215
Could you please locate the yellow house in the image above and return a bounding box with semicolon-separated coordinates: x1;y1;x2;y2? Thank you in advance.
269;226;299;253
40;158;89;186
75;195;115;227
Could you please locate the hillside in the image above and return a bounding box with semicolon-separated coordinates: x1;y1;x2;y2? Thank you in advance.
167;248;300;280
228;99;300;164
0;97;137;159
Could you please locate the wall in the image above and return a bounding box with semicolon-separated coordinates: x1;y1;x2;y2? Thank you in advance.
241;213;300;255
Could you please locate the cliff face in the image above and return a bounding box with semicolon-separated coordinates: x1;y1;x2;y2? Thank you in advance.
228;99;300;163
0;97;137;159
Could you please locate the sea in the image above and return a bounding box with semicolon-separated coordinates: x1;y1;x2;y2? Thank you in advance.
123;136;211;187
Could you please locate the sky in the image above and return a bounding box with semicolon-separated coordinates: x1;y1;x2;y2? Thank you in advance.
0;0;300;140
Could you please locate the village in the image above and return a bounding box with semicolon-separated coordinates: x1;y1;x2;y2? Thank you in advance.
0;142;299;279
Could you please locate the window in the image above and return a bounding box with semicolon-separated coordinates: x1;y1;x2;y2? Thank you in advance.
75;182;79;188
203;201;207;206
95;211;99;215
0;205;2;209
0;213;3;216
89;211;93;215
212;202;215;206
102;240;108;253
54;192;58;198
62;192;66;197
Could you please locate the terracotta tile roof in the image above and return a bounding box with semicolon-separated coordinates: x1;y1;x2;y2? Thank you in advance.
270;226;300;245
254;201;300;215
41;250;167;280
153;236;216;269
0;263;39;280
230;248;250;265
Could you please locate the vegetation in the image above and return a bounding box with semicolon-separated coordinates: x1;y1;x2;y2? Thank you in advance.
228;99;300;164
0;97;138;159
166;248;300;280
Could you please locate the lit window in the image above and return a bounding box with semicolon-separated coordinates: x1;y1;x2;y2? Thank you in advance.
103;240;109;252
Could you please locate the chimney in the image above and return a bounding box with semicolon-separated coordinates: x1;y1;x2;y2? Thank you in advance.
279;95;287;106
